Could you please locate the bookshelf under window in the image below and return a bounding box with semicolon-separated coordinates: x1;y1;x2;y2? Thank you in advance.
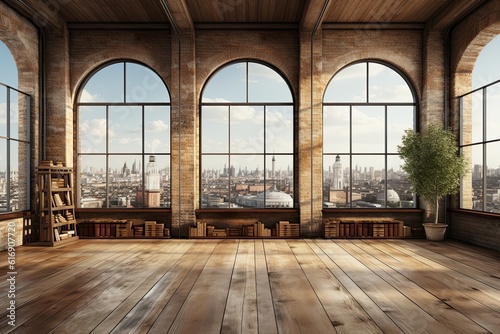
36;162;78;246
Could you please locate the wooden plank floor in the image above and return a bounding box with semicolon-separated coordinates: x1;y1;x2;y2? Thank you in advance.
1;238;499;333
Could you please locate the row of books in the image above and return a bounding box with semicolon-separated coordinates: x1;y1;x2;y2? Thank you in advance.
188;221;299;238
323;219;404;238
54;228;75;241
52;193;72;207
40;160;65;167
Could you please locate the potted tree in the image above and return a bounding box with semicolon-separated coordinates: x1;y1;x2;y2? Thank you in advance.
398;124;468;241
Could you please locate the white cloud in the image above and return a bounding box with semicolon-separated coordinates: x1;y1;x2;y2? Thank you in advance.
201;97;231;103
79;89;101;102
370;84;413;102
147;119;169;132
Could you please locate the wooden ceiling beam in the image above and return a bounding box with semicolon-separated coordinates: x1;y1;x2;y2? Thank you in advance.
429;0;488;30
300;0;334;32
159;0;194;34
4;0;64;30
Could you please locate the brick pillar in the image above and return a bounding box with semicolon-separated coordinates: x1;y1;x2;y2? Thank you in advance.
298;31;323;237
44;25;72;165
421;28;445;130
170;30;197;238
421;28;446;221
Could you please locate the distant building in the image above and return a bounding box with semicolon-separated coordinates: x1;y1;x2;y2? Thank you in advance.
144;155;161;207
331;155;344;190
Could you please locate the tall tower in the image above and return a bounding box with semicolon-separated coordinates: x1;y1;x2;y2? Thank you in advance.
144;155;161;207
332;155;343;190
272;154;276;190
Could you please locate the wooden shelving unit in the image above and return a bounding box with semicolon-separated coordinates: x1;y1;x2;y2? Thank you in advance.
36;163;78;246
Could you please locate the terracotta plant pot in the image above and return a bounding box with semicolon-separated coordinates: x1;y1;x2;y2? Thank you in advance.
422;223;448;241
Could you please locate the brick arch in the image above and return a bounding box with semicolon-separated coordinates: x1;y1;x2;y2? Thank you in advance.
451;0;500;97
0;5;39;97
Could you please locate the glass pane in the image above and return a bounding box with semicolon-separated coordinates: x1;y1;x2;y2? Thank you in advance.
9;90;19;139
264;154;293;208
248;62;292;103
323;106;350;154
460;146;473;210
351;155;385;208
387;106;414;153
108;106;142;153
0;87;6;137
201;155;229;208
13;140;28;211
81;62;124;102
270;153;293;186
202;62;246;103
486;83;500;141
141;154;168;208
471;90;483;144
486;141;500;213
0;139;6;212
472;34;500;90
18;93;30;142
266;106;293;153
152;154;170;208
324;62;367;103
0;42;17;88
323;154;349;208
202;105;228;153
108;155;142;208
79;155;106;208
368;63;413;103
387;155;414;207
8;140;18;211
231;155;265;208
79;106;107;153
352;106;385;153
471;145;484;211
230;106;264;153
125;63;169;103
145;106;170;154
266;154;291;186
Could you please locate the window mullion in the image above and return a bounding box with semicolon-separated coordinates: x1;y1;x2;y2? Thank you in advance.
483;88;487;211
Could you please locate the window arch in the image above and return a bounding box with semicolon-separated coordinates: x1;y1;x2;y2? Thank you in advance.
0;41;31;213
322;61;416;208
76;61;171;208
459;34;500;213
200;60;294;208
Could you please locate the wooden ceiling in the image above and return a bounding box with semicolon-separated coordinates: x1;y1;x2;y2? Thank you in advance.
4;0;487;30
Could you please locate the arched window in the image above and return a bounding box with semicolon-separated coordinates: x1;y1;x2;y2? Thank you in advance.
0;41;31;212
200;61;294;208
323;61;416;208
460;35;500;213
76;61;170;208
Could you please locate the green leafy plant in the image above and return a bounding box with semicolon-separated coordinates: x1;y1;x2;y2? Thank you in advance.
398;124;468;224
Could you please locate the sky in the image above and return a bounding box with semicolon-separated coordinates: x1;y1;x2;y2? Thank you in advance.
1;34;500;172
